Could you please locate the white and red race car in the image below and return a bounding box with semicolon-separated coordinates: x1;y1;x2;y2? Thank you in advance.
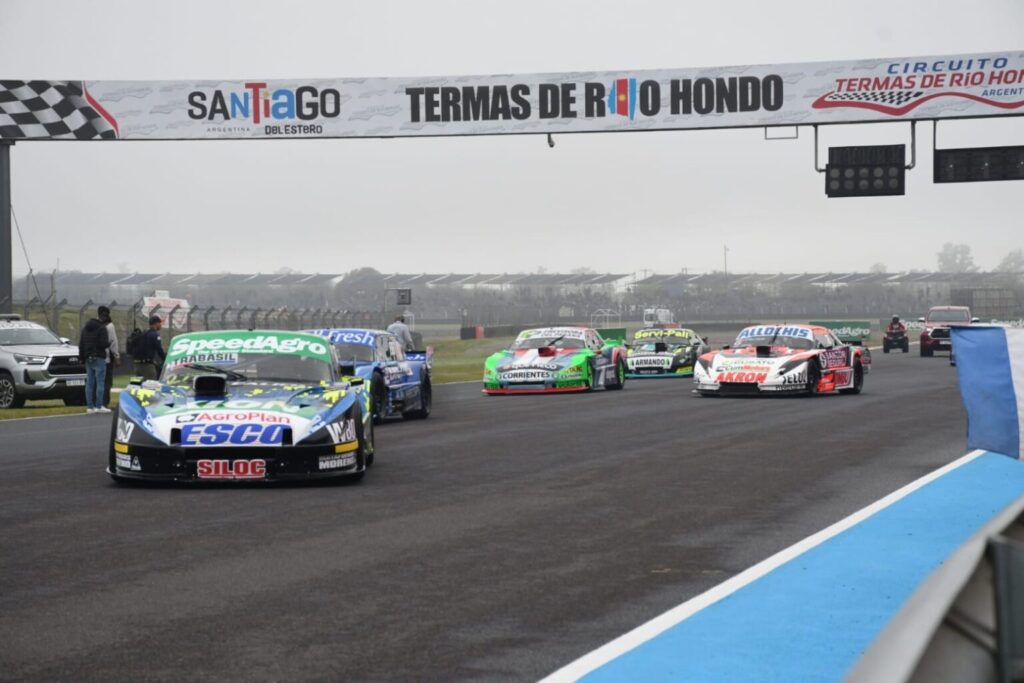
694;324;871;397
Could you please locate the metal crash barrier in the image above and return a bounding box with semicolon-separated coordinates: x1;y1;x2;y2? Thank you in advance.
847;491;1024;683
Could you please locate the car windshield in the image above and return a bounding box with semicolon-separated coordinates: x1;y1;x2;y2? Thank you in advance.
333;343;375;363
634;341;688;352
0;326;62;346
163;352;333;384
512;336;585;350
928;310;971;323
733;334;815;351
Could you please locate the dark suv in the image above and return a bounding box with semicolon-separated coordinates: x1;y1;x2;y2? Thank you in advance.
918;306;976;357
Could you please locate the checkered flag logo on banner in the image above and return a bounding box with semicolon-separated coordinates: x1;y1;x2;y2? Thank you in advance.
0;81;118;140
822;91;926;107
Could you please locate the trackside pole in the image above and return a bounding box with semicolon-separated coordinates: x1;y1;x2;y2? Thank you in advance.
0;142;12;313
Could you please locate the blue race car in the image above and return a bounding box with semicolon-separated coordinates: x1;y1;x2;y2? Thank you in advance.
307;328;432;424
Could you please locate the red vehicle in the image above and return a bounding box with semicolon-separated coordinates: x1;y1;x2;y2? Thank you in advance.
918;306;977;357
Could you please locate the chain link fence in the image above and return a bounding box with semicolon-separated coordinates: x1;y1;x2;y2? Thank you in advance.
12;298;387;352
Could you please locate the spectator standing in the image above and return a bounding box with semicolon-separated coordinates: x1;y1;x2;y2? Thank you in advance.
98;306;119;408
386;315;414;351
78;311;110;414
133;315;165;380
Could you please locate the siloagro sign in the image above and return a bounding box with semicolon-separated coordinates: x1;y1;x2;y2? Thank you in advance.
0;51;1022;141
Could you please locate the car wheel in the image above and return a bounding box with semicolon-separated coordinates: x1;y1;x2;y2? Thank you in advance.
839;362;863;395
363;416;375;467
404;377;432;419
805;362;821;396
882;341;890;354
606;357;626;390
0;371;24;409
371;372;386;425
902;340;910;353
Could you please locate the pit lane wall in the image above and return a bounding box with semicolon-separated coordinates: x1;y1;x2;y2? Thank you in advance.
2;50;1022;141
546;328;1024;683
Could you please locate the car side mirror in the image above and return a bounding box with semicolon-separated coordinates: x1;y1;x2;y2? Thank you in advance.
971;317;980;323
60;337;71;344
343;376;364;387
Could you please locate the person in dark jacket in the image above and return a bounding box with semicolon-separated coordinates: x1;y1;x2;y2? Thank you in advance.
78;315;111;414
133;315;165;380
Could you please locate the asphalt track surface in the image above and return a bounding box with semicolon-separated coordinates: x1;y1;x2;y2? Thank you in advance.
0;350;966;683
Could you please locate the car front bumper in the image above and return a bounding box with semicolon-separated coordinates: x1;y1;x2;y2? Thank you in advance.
626;366;694;378
15;366;87;399
108;443;365;483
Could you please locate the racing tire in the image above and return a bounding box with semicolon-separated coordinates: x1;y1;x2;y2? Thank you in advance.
371;372;386;425
606;358;626;391
805;363;821;397
882;341;890;354
106;411;133;485
363;415;375;467
839;362;863;395
0;371;25;409
920;346;933;358
404;377;432;420
902;339;909;353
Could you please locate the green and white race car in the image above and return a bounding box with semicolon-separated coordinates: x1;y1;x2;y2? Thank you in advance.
483;327;627;394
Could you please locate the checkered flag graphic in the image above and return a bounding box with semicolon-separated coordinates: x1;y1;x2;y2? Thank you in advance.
822;91;925;107
0;81;117;140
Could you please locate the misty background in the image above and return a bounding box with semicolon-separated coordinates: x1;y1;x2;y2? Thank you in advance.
0;0;1021;281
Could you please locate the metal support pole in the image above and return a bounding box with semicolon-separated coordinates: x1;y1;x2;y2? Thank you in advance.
0;142;12;313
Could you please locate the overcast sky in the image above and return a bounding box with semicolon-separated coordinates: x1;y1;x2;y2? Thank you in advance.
1;0;1022;277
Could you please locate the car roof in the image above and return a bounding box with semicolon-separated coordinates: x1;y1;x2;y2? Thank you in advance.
0;319;46;329
742;323;818;332
307;328;390;339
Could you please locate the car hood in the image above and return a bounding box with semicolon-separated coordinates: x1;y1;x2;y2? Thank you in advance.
0;343;78;356
487;348;585;371
119;379;360;446
628;346;691;358
705;346;815;373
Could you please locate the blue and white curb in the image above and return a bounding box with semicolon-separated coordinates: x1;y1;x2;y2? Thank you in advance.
544;450;1024;682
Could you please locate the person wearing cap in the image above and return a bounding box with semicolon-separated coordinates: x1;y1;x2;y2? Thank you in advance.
133;315;166;380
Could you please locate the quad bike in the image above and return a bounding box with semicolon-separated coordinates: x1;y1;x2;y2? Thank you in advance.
883;328;910;353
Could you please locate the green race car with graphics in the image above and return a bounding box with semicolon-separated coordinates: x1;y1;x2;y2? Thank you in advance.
109;330;375;484
626;327;709;378
483;326;627;394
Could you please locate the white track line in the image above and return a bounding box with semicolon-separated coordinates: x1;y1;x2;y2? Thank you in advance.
540;449;986;682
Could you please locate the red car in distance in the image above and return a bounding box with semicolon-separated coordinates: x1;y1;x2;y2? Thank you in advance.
918;306;977;357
